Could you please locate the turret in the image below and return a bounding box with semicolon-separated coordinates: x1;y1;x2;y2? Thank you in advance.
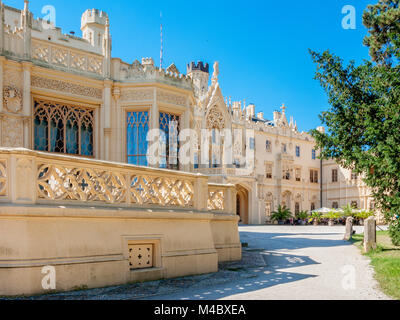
187;61;210;98
246;104;256;119
81;9;109;49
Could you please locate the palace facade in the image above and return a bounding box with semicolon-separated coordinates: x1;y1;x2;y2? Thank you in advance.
0;1;381;295
0;2;377;225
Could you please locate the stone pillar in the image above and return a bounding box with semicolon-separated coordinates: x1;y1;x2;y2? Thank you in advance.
149;88;159;168
194;175;208;212
344;217;354;241
112;87;121;162
181;108;191;172
22;62;32;149
364;217;377;253
225;185;237;215
10;153;36;204
103;80;112;161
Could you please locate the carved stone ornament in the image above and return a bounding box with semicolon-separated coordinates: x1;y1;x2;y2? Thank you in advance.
207;105;225;129
3;86;23;113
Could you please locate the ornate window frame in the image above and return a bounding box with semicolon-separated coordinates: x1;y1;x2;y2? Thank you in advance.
31;95;98;158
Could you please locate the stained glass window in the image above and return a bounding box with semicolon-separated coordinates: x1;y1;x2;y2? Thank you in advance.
159;112;180;170
127;111;149;166
34;99;94;157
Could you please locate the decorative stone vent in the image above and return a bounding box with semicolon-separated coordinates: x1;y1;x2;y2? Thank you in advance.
128;244;154;270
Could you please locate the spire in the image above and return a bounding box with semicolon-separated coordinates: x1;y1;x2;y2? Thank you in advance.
281;103;286;115
160;11;163;70
211;61;219;84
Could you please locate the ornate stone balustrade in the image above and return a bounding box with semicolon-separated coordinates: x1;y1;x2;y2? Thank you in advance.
31;39;104;76
0;148;236;215
208;183;236;214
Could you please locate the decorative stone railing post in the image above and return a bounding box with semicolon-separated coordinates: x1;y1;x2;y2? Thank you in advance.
364;217;377;253
9;151;36;204
224;184;237;215
193;175;208;212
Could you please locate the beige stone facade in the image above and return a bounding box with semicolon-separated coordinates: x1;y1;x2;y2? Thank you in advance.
0;2;379;295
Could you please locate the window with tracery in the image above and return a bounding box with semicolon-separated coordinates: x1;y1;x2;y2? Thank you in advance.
127;111;149;166
159;112;180;170
34;99;94;156
310;169;319;183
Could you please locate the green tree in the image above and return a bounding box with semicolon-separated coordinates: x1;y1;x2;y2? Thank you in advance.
309;0;400;245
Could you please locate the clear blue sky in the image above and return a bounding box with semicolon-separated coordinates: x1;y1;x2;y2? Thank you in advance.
6;0;373;132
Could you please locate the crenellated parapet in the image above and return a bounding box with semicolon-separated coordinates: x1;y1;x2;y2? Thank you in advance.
114;58;193;90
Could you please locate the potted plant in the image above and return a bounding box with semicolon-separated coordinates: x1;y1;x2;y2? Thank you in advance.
309;212;323;226
323;211;342;226
297;211;309;225
271;205;292;225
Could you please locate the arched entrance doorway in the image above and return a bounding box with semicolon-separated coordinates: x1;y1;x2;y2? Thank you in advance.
236;185;249;224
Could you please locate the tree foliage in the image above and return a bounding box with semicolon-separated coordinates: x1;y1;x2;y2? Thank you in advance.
363;0;400;66
310;0;400;244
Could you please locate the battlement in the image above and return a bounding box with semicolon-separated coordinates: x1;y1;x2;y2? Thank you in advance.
142;57;155;66
81;9;109;29
187;61;209;74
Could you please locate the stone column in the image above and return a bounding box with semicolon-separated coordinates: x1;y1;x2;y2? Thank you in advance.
364;217;377;253
22;61;32;149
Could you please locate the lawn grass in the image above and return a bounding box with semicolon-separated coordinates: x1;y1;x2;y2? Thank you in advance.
352;231;400;300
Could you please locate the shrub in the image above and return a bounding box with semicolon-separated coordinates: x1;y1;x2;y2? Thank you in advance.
389;216;400;247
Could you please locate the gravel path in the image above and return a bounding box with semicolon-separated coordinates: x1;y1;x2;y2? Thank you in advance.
19;225;391;300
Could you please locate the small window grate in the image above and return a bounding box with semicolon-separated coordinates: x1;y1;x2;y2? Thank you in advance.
128;244;154;270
